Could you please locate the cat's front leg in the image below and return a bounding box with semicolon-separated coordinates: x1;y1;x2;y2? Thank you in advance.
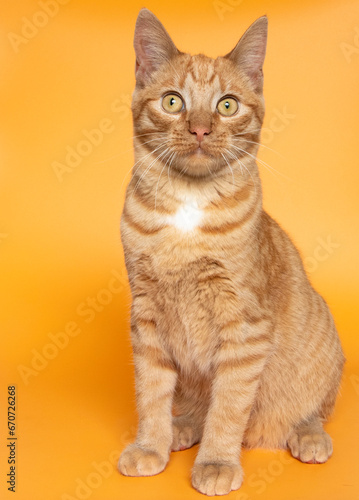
192;321;271;495
118;315;177;477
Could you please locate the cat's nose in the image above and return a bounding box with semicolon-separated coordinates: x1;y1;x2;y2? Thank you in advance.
189;126;211;143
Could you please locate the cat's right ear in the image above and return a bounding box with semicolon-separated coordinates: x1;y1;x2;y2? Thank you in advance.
133;9;179;87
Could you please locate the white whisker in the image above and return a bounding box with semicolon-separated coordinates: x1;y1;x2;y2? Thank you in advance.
232;128;262;137
132;132;167;139
131;141;171;179
221;152;235;186
223;149;243;176
119;141;171;193
132;146;170;198
93;133;168;166
166;151;176;192
154;149;173;212
235;137;283;157
231;144;291;181
224;148;257;192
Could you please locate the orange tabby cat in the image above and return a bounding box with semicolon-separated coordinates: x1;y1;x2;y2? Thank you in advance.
118;8;345;496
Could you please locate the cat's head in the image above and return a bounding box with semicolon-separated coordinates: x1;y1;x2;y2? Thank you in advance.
132;8;267;179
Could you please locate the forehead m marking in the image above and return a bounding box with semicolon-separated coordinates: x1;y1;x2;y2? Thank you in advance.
182;59;221;107
188;56;216;83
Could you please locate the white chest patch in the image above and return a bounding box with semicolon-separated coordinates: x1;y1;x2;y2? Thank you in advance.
168;200;203;232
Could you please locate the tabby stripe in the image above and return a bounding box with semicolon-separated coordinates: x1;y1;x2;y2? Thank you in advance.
148;110;170;129
244;333;271;345
217;339;241;349
197;275;233;287
200;204;254;234
216;363;263;382
211;401;252;429
305;311;331;358
241;402;254;417
138;133;165;153
136;318;157;330
139;390;175;410
238;352;266;368
308;326;338;370
131;186;172;215
133;127;159;138
217;353;265;372
134;97;157;120
243;313;270;325
219;319;242;331
242;371;263;385
133;344;175;371
234;114;252;130
246;101;264;124
207;70;217;85
207;185;251;210
188;65;199;82
122;207;164;235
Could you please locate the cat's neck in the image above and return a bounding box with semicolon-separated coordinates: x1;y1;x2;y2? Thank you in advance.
130;153;262;214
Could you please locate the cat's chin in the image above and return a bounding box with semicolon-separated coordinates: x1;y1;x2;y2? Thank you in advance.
172;150;223;179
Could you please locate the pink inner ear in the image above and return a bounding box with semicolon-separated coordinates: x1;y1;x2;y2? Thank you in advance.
133;9;179;85
134;30;158;80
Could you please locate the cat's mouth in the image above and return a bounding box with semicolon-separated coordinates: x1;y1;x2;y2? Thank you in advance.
193;146;207;155
187;148;213;163
188;142;212;157
170;140;226;178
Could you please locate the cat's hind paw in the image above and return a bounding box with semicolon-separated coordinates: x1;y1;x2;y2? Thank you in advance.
171;416;201;451
288;426;333;464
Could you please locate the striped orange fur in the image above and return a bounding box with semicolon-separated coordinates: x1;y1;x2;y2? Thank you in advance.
118;9;345;496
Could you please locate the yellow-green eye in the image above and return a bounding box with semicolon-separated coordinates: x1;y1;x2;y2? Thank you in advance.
217;97;239;117
162;94;184;113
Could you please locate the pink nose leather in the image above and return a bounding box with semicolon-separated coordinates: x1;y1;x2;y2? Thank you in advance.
190;127;211;142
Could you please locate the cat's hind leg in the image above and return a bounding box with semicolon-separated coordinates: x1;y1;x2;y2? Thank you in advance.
287;416;333;464
172;415;202;451
172;373;208;452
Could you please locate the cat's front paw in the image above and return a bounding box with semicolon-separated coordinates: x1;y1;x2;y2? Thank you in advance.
118;443;168;477
192;462;243;496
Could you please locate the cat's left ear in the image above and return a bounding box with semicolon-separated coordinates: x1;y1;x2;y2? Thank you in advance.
134;9;180;87
225;16;268;93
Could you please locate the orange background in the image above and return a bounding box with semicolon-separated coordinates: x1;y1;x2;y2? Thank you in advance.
1;0;358;499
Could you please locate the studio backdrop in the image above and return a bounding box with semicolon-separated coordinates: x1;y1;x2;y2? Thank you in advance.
0;1;358;499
